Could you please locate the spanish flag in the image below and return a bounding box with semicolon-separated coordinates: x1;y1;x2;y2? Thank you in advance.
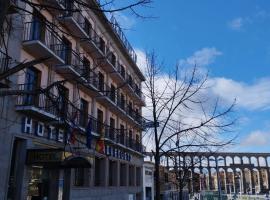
96;138;105;154
96;125;105;154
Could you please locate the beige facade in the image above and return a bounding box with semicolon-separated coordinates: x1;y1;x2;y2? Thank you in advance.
0;0;145;199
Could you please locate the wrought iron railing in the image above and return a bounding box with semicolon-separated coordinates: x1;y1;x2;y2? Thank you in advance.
0;50;11;74
23;21;64;59
110;16;137;64
15;83;145;153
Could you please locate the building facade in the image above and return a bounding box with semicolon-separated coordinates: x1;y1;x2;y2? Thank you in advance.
142;162;155;200
0;0;145;199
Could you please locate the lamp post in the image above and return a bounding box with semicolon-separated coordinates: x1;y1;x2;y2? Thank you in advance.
209;158;224;200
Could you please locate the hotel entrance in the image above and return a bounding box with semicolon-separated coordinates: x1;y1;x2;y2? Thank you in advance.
25;149;91;200
27;166;60;200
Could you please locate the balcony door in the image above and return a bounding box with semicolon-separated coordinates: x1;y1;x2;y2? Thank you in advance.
109;117;115;139
82;57;90;80
98;72;104;92
62;36;72;64
97;109;103;135
79;99;88;127
58;85;69;119
24;67;41;106
31;9;46;41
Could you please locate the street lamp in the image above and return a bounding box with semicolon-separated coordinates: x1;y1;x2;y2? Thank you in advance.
209;157;224;200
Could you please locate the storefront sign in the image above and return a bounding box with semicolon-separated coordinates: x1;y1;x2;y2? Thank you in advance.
26;150;64;165
105;145;131;161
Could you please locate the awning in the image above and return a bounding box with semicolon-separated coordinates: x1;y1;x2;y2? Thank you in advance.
26;149;92;168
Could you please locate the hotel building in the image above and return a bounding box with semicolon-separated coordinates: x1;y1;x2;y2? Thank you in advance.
0;0;145;199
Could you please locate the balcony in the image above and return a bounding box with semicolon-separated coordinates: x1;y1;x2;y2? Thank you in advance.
110;16;137;64
104;128;145;154
15;84;58;121
41;0;65;13
0;50;11;74
58;5;88;38
22;22;64;65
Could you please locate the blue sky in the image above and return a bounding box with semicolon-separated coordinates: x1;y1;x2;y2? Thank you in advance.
114;1;270;152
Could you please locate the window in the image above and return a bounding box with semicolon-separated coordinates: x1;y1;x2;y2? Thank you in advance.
109;160;117;186
110;84;116;102
109;117;115;140
136;167;141;186
109;52;116;67
128;130;133;148
99;37;106;53
128;74;133;86
24;67;41;106
82;57;90;80
120;124;125;145
120;65;125;79
74;168;89;187
128;101;133;116
120;163;127;186
79;98;88;127
83;18;92;36
62;36;72;64
58;85;69;119
97;109;103;135
129;165;134;186
95;157;105;186
98;72;104;92
120;93;125;110
30;9;46;41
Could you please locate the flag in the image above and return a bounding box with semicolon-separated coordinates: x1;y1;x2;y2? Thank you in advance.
96;138;105;154
67;111;78;145
95;125;105;154
69;128;76;144
86;118;92;149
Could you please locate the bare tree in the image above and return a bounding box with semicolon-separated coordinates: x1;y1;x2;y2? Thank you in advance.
142;51;236;200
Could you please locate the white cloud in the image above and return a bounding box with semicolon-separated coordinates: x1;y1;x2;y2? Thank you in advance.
113;12;136;29
241;130;270;147
179;47;222;67
210;77;270;110
135;48;147;72
228;17;244;30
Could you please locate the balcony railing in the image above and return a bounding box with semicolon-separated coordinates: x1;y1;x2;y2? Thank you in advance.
23;21;64;61
0;50;11;74
16;84;58;117
15;83;145;153
110;16;137;64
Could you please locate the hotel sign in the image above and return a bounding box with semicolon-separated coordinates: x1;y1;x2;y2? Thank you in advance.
26;149;71;165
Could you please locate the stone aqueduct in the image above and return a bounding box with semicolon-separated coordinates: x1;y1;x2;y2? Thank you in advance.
146;152;270;194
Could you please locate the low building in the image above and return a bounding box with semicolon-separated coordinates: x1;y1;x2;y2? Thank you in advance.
143;161;155;200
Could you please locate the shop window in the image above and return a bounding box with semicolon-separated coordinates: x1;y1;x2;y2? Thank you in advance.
136;167;141;186
120;163;127;186
129;165;134;186
74;168;89;187
95;157;105;186
109;160;117;186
